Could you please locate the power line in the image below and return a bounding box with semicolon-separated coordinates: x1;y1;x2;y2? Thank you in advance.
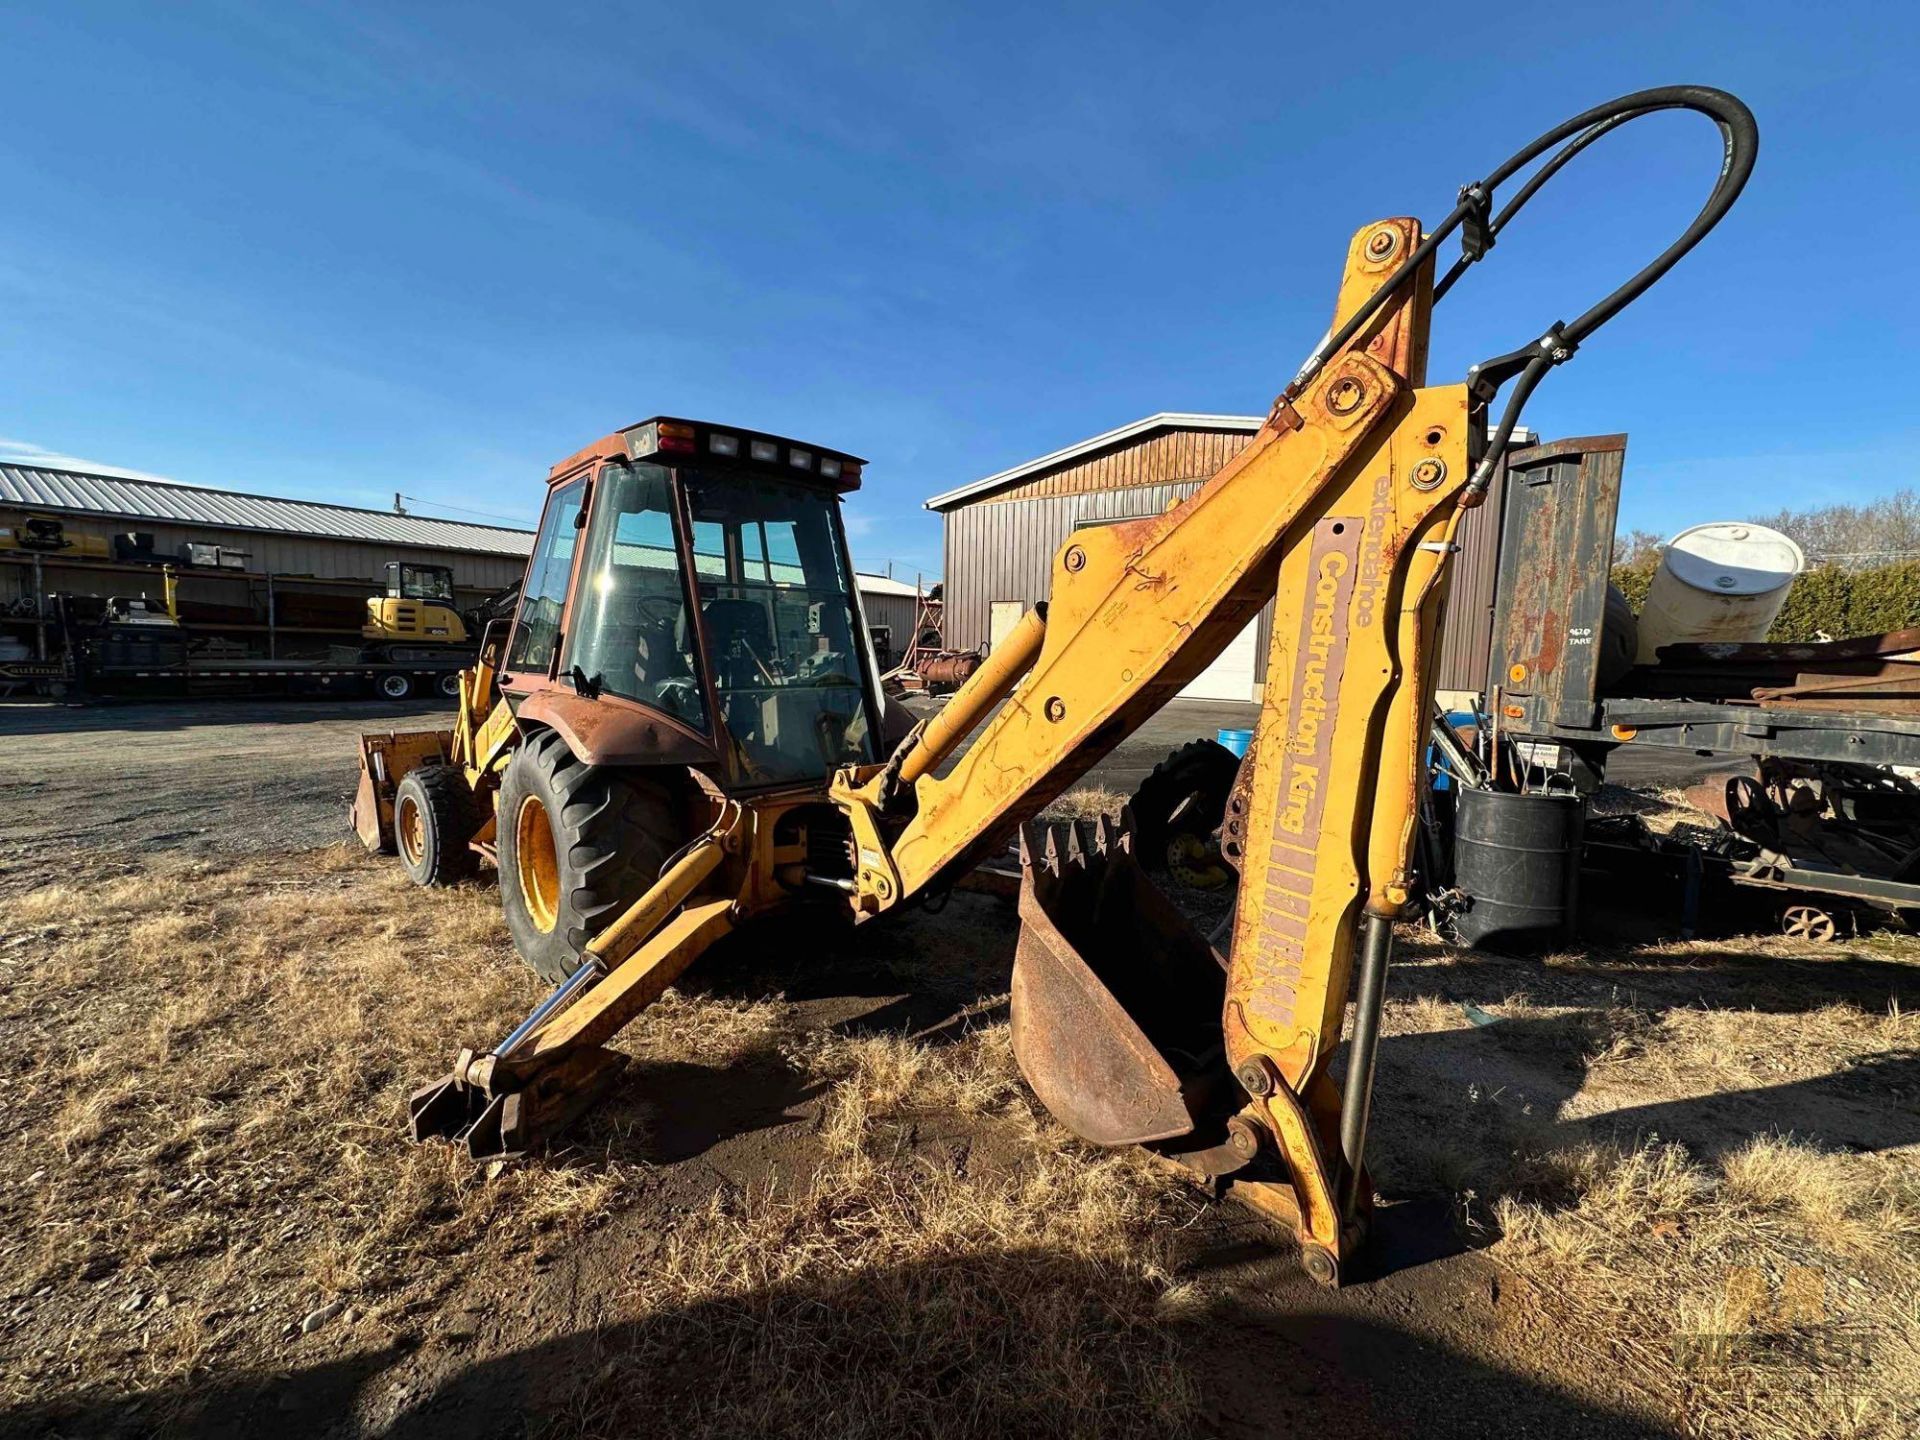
396;494;534;527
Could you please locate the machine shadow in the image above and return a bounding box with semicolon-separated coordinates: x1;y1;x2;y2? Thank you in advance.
583;1055;825;1166
0;696;451;738
684;893;1020;1032
1;1253;1682;1440
1364;1009;1920;1254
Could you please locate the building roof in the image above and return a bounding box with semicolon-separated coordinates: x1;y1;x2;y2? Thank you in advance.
854;572;928;598
0;460;944;587
0;462;535;558
925;412;1264;512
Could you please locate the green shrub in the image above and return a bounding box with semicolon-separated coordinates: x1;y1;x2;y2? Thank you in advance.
1766;562;1920;642
1615;559;1920;643
1610;561;1656;615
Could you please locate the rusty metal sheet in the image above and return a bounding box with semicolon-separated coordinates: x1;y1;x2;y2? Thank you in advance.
1486;437;1627;730
1663;627;1920;667
512;685;720;769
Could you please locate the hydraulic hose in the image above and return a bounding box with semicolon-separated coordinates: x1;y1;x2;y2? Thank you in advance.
1285;85;1758;493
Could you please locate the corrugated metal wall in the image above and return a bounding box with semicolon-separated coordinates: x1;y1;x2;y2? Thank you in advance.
979;428;1258;505
938;427;1520;698
858;590;921;647
941;480;1283;679
1430;447;1516;700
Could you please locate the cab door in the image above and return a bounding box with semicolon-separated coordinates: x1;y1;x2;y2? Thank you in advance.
498;470;591;695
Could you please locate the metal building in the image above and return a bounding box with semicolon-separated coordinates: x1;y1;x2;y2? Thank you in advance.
1;462;531;662
851;571;928;667
2;459;934;668
926;413;1519;704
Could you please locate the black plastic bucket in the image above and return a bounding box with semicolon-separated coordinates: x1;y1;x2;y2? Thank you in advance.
1451;788;1586;952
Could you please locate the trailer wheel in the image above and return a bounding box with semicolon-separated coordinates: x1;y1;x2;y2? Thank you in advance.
1782;903;1839;944
497;728;681;985
379;673;414;700
393;764;481;887
437;671;462;699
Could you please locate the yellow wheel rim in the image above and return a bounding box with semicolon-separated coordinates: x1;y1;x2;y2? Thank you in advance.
515;794;561;934
397;793;426;868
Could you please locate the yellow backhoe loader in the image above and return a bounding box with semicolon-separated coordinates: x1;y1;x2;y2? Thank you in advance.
352;86;1757;1282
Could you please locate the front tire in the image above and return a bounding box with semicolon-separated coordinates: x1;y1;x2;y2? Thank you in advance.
497;728;682;984
393;764;481;887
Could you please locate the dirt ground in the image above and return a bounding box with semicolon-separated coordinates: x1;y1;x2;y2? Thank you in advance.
1;698;1915;1439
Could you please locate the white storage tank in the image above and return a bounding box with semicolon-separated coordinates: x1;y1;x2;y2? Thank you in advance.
1635;522;1805;662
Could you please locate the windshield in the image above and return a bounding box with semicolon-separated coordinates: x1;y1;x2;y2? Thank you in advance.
567;463;710;729
684;469;876;784
398;565;454;602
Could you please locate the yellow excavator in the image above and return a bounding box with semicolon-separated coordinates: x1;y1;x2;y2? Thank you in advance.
352;86;1756;1283
361;562;470;648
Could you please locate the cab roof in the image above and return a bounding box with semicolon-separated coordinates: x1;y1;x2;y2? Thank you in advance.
547;417;867;493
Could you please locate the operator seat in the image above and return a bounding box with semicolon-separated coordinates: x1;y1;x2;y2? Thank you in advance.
701;597;774;689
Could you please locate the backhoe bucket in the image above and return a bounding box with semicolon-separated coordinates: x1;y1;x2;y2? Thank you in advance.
1010;812;1228;1147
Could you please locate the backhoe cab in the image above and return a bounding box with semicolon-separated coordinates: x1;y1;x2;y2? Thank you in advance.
351;416;898;976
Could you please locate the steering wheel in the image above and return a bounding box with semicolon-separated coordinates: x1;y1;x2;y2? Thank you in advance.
634;593;682;623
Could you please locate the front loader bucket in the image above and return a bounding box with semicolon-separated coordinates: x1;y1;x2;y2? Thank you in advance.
350;728;457;854
1010;812;1228;1147
350;745;389;854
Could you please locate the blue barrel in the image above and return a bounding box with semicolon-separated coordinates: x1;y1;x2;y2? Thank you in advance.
1451;788;1585;952
1216;727;1253;758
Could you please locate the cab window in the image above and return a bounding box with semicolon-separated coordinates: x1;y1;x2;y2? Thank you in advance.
507;477;586;674
566;464;709;729
682;470;875;785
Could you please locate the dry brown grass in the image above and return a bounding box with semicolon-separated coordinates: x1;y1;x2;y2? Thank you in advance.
794;1014;1026;1155
0;845;1204;1438
1040;785;1129;822
1492;1132;1920;1439
1588;997;1916;1093
552;1018;1200;1439
0;849;658;1409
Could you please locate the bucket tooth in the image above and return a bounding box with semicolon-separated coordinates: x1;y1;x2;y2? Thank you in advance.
1064;820;1088;871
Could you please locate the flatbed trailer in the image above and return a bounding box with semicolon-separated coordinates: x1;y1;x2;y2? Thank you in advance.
76;654;466;701
1448;434;1920;942
1;646;467;703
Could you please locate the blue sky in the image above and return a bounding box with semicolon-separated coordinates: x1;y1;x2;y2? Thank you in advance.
3;3;1916;579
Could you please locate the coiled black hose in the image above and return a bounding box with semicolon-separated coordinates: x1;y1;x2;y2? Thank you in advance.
1285;85;1759;496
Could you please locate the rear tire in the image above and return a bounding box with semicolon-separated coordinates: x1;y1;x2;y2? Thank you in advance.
1129;739;1241;875
379;673;413;700
393;764;481;887
497;728;682;984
